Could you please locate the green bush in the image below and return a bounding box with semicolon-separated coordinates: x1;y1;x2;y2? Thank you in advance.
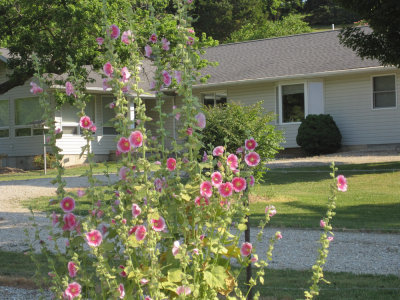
33;153;56;169
296;114;342;155
202;101;284;162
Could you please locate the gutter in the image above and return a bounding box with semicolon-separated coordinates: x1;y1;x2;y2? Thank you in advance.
50;85;156;98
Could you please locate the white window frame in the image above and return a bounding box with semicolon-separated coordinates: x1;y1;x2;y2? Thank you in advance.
201;90;227;107
371;74;397;110
278;82;308;125
0;99;9;138
61;99;96;136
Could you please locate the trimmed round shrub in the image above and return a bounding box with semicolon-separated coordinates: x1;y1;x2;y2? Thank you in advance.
296;114;342;155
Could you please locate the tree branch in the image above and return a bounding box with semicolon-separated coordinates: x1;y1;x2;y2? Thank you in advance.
0;71;34;95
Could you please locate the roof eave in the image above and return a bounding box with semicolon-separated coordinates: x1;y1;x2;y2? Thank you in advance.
50;85;156;98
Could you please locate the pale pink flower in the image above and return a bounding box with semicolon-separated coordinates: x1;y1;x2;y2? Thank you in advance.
64;282;81;299
149;33;157;43
145;297;152;300
121;85;129;93
245;138;258;151
202;151;208;162
121;218;127;224
76;189;84;198
121;67;131;83
200;181;213;198
186;127;193;135
320;219;326;228
121;30;133;45
119;166;129;181
175;70;182;84
151;216;166;232
219;182;233;198
117;137;131;153
249;175;255;187
140;278;149;285
129;131;143;148
176;286;191;296
51;211;58;226
65;81;75;97
187;36;194;45
275;232;282;240
154;178;164;192
161;37;170;50
85;230;103;247
211;171;222;187
103;62;114;77
134;225;146;241
187;0;193;4
79;116;92;129
245;151;260;167
109;102;115;110
149;81;156;90
90;125;96;133
109;24;120;39
236;147;244;154
166;157;177;171
62;213;77;231
55;128;62;134
195;195;209;207
102;78;110;91
240;242;252;256
68;262;77;278
232;177;247;192
162;70;172;87
60;197;75;213
175;113;181;121
227;154;238;170
251;256;258;263
144;45;152;58
337;175;347;192
195;112;206;129
132;203;141;218
213;146;224;157
30;82;43;94
118;283;125;299
96;37;104;45
265;205;276;217
327;236;334;242
172;240;180;256
193;248;199;255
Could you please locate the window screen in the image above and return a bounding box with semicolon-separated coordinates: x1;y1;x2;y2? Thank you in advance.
373;75;396;108
281;84;304;123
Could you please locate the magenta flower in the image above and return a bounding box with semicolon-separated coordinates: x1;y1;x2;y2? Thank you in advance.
202;151;208;162
236;147;244;154
187;36;194;45
51;211;58;226
151;216;166;232
162;70;172;87
227;154;238;170
176;286;191;296
132;203;141;218
149;33;157;43
121;67;131;83
245;151;260;167
121;30;133;45
275;232;283;240
90;125;96;133
186;127;193;136
219;182;233;198
327;236;334;242
109;101;115;109
68;262;77;278
172;240;180;256
140;278;149;285
60;197;75;213
265;205;276;217
119;166;129;181
30;82;43;94
154;178;163;192
187;0;193;4
166;158;176;171
200;181;213;198
211;171;223;188
117;137;131;153
337;175;347;192
195;195;209;207
144;45;152;58
232;177;247;192
103;62;114;77
175;70;182;84
195;112;206;129
65;81;75;97
245;138;258;151
80;116;92;129
96;37;104;45
213;146;224;157
320;219;326;228
175;113;181;121
187;28;195;34
135;225;147;241
118;283;125;299
102;78;110;91
62;213;77;231
64;282;81;299
161;37;170;50
129;130;143;148
86;230;102;247
109;24;120;39
240;242;252;256
119;265;127;277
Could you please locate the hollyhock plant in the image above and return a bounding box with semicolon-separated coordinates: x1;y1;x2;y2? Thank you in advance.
85;229;103;247
52;212;58;226
68;261;77;278
117;137;131;153
219;182;233;198
213;146;224;157
102;78;110;91
175;113;181;121
132;204;141;218
65;81;75;97
118;284;125;299
245;138;258;151
176;286;191;296
121;30;133;45
194;196;209;207
129;131;143;148
232;177;247;192
245;151;260;167
161;37;170;50
121;67;131;83
62;213;77;231
195;112;206;129
144;45;152;58
172;240;180;256
103;62;114;77
320;219;326;228
162;70;172;87
186;127;193;136
337;175;347;192
200;181;213;198
240;242;252;256
249;175;255;187
265;205;277;217
90;125;96;133
149;33;157;43
175;70;182;83
30;82;43;94
80;116;92;129
119;265;127;277
64;282;81;299
166;157;177;171
187;36;194;45
96;37;104;45
276;232;283;240
109;24;120;39
60;197;75;213
119;166;129;181
227;154;238;170
211;171;222;187
135;225;147;241
327;236;334;242
140;278;149;285
151;216;166;232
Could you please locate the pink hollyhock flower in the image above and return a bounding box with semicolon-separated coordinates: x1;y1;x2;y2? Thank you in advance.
118;283;125;299
161;37;170;50
320;219;326;228
102;78;110;91
30;82;43;94
337;175;347;192
121;30;133;45
187;36;194;45
51;211;58;226
172;240;180;256
103;62;114;77
119;166;129;181
60;197;75;213
175;70;182;84
236;147;244;154
251;256;258;263
101;224;107;235
135;225;147;241
154;161;161;165
202;151;208;162
117;137;131;153
109;24;120;39
62;213;77;231
79;116;92;129
96;37;104;45
232;177;247;192
132;203;141;218
90;125;96;133
129;131;143;148
186;127;193;136
227;154;238;170
327;236;334;242
200;181;213;198
149;33;157;43
121;218;127;224
213;146;224;157
109;101;115;109
195;196;209;207
195;112;206;129
121;85;129;93
219;182;233;198
162;70;172;87
245;138;258;151
245;151;260;167
140;278;149;285
276;232;282;240
175;113;181;121
119;265;127;277
121;67;131;83
176;286;191;296
154;178;164;192
65;81;75;97
249;175;255;187
193;248;199;255
211;171;223;188
240;242;252;256
144;45;152;58
151;216;166;232
145;297;152;300
68;261;77;278
265;205;276;217
64;282;81;299
166;157;176;171
187;0;193;4
85;229;103;247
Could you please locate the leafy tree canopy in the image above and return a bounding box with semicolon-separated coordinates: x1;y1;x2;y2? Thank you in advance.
303;0;359;25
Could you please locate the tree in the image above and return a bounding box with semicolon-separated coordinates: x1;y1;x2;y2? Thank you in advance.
337;0;400;68
303;0;359;25
261;0;303;21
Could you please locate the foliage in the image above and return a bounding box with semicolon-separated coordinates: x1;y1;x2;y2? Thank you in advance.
303;0;359;25
227;14;312;43
337;0;400;68
32;153;56;170
261;0;303;20
296;114;341;156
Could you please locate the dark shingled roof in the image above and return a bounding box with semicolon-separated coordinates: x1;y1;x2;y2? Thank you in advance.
200;29;383;86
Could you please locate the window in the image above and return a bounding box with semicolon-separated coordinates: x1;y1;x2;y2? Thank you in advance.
201;91;227;107
102;96;117;135
280;84;305;123
14;97;42;136
61;98;95;134
0;100;9;138
373;75;396;109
